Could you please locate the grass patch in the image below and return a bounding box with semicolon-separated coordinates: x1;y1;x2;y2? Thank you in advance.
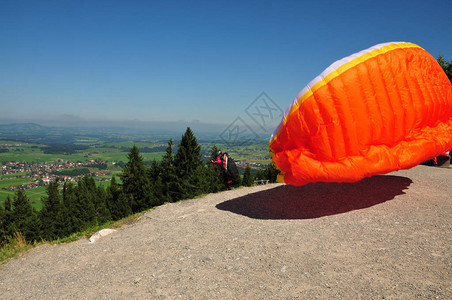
0;232;36;263
0;187;47;210
0;177;33;189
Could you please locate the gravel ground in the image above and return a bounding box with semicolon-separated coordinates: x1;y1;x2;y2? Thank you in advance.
0;165;450;299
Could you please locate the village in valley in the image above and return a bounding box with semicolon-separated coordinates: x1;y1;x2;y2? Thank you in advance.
1;159;112;191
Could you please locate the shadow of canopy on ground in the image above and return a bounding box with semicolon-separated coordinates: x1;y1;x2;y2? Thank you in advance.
216;175;412;220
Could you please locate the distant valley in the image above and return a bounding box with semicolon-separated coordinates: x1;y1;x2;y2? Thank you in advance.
0;123;272;209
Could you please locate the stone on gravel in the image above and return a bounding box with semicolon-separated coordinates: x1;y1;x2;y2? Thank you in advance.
88;229;117;243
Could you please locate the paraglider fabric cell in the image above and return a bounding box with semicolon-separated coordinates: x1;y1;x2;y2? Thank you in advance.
269;42;452;186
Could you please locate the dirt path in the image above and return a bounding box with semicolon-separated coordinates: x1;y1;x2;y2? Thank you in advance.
0;165;451;299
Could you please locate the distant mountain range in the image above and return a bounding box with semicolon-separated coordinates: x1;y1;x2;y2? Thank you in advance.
0;122;268;145
0;122;186;144
0;123;72;143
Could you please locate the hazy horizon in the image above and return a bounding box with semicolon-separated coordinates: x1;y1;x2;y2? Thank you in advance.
0;115;278;144
0;116;229;134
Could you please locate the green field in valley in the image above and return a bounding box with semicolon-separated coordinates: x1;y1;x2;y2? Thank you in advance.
0;187;47;210
0;140;166;164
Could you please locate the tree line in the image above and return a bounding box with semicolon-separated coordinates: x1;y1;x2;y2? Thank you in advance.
0;127;278;245
437;55;452;83
41;144;90;155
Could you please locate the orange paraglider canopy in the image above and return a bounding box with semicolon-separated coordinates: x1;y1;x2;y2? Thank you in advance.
269;42;452;186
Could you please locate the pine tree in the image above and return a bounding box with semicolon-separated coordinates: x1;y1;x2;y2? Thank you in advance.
11;190;40;242
437;55;452;83
4;195;12;212
256;169;264;180
242;165;254;187
265;163;279;183
205;163;225;193
106;176;132;220
160;139;183;202
75;176;96;228
121;145;154;212
62;182;83;234
40;179;66;240
0;205;7;244
174;127;207;198
1;195;14;241
148;163;165;207
161;139;175;170
94;185;111;224
174;128;202;179
149;159;161;181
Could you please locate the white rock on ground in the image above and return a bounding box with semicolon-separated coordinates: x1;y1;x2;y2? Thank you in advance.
88;229;117;243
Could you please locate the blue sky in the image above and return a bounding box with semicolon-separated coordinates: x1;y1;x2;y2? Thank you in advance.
1;0;451;131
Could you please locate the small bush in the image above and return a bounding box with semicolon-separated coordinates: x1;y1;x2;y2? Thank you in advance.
0;232;34;262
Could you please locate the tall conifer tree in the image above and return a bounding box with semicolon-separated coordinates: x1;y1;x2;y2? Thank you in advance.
11;190;40;242
148;160;165;205
94;185;111;224
4;195;12;212
160;139;182;202
62;182;83;233
106;176;132;220
174;128;202;178
121;145;153;212
40;179;66;240
0;204;8;244
242;165;254;187
75;176;96;228
1;195;14;240
437;55;452;83
265;163;279;183
174;127;207;198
